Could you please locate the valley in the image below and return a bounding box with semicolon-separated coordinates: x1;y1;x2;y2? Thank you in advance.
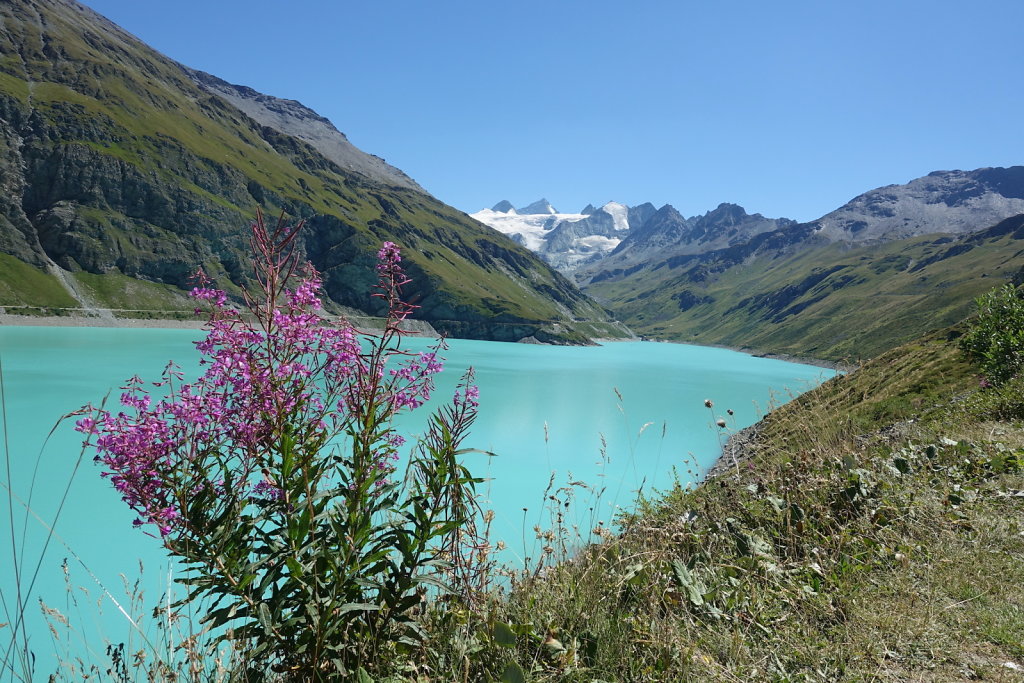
1;0;1023;680
473;167;1024;360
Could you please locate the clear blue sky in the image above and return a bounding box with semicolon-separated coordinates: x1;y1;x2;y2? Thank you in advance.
80;0;1023;222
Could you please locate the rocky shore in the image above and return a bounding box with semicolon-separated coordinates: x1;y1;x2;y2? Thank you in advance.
704;422;764;480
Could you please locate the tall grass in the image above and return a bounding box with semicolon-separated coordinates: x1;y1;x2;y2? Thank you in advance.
0;358;239;681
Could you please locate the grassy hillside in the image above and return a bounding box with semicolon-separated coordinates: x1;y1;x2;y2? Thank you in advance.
0;252;77;312
21;294;1024;680
584;216;1024;360
0;0;624;342
419;327;1024;681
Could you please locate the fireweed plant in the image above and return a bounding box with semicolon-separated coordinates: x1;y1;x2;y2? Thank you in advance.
76;214;485;679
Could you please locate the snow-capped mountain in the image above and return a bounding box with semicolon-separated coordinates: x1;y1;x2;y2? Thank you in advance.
471;200;632;271
472;198;798;273
518;198;558;214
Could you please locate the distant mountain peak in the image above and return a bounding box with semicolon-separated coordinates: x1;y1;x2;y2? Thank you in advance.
491;200;516;213
518;199;558;215
700;202;751;226
813;165;1024;242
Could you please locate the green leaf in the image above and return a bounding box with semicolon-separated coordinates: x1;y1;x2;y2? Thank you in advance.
294;506;311;542
788;502;805;523
203;604;238;628
512;623;537;636
281;438;294;479
338;602;381;614
285;556;304;578
356;667;374;683
622;562;646;585
671;559;706;606
237;573;257;591
257;602;273;634
493;621;517;648
500;662;527;683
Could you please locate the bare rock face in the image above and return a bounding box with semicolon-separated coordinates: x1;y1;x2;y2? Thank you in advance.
573;203;795;285
518;198;558;214
811;167;1024;243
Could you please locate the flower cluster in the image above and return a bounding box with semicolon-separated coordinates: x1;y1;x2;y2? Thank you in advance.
454;385;480;408
374;241;416;325
77;219;471;537
76;213;488;676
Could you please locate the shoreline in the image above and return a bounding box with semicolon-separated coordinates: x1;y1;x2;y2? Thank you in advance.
596;336;853;373
0;313;436;336
704;422;765;481
0;313;208;329
2;315;849;372
667;339;853;373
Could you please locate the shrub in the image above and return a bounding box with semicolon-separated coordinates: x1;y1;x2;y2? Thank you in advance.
77;213;484;680
958;283;1024;384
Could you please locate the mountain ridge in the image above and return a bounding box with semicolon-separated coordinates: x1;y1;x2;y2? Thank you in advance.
184;68;424;193
472;198;795;275
0;0;626;343
475;166;1024;359
809;167;1024;242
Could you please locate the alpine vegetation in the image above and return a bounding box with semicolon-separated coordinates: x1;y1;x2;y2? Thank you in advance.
75;212;486;679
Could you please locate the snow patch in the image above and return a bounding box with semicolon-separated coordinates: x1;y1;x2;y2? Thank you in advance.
472;200;633;273
472;208;588;252
576;235;621;251
601;202;630;231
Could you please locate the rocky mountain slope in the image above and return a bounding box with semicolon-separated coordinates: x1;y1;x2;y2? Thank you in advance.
811;167;1024;242
0;0;625;343
606;202;795;262
472;200;632;271
471;199;791;273
184;69;423;193
469;167;1024;359
577;168;1024;359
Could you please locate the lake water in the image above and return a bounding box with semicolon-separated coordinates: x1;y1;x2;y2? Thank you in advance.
0;325;833;674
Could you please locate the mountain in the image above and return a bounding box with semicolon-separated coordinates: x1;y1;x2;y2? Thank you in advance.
608;202;795;262
811;167;1024;242
472;200;635;271
626;202;657;232
473;198;793;274
0;0;626;343
579;168;1024;360
184;69;423;193
542;201;630;259
491;200;516;213
469;208;576;252
517;198;557;215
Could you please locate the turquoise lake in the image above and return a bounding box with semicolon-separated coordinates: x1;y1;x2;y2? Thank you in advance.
0;325;833;673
